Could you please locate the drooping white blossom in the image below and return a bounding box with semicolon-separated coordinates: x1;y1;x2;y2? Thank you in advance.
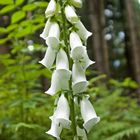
75;20;92;42
40;19;52;40
72;63;88;93
80;97;100;133
46;116;62;139
70;0;83;8
45;0;57;18
54;94;71;128
70;32;95;69
39;47;56;69
45;49;71;95
45;69;71;96
46;22;60;50
56;49;70;71
65;5;79;24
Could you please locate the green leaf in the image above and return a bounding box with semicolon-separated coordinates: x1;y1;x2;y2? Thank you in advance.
35;2;48;7
22;4;37;11
11;11;26;23
6;24;18;32
0;38;9;44
15;0;24;6
0;5;15;14
0;0;13;5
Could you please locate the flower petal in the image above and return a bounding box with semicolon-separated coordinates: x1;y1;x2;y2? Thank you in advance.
80;97;100;133
72;63;88;93
70;31;83;50
40;19;52;40
54;94;71;128
75;20;92;42
45;0;57;18
70;0;83;8
39;47;56;69
71;46;95;69
46;22;60;50
56;49;69;70
65;5;79;24
46;116;62;139
45;69;71;96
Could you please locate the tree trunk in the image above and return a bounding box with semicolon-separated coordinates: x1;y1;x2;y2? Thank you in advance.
121;0;140;98
88;0;110;76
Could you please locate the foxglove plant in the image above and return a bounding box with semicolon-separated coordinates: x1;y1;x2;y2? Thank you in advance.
39;0;100;139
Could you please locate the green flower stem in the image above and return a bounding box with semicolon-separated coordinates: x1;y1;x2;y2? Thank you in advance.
59;0;77;139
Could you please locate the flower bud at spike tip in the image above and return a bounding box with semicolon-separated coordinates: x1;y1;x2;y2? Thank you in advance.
40;19;52;40
72;63;88;93
65;5;79;24
75;20;92;42
46;22;60;50
70;0;83;8
54;94;71;128
80;97;100;133
46;116;62;139
45;0;57;18
39;47;56;69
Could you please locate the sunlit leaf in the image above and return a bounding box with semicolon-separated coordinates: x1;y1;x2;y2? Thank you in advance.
22;4;37;11
11;11;26;23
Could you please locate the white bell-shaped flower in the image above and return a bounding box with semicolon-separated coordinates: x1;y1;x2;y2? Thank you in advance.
56;49;69;71
46;116;62;139
80;97;100;133
54;94;71;128
72;46;95;70
77;126;87;140
70;31;83;50
46;22;60;50
65;5;79;24
39;47;56;69
40;19;52;40
45;69;71;96
72;63;88;93
45;0;56;18
70;0;82;8
75;20;92;42
70;32;94;69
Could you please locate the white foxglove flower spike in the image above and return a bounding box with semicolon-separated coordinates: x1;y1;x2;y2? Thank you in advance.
75;20;92;42
40;19;52;40
46;116;62;140
56;49;69;71
46;22;60;50
72;63;88;93
65;5;79;24
54;94;71;128
39;47;56;69
70;0;82;8
77;126;88;140
45;0;57;18
45;69;71;96
80;97;100;133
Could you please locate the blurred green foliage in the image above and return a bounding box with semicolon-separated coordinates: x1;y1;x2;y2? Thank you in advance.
0;0;140;140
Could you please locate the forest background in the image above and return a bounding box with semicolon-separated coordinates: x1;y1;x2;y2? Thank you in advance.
0;0;140;140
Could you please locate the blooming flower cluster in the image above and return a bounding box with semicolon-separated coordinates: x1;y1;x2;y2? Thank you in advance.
39;0;100;139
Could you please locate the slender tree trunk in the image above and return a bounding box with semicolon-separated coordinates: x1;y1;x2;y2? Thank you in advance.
121;0;140;99
88;0;110;76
